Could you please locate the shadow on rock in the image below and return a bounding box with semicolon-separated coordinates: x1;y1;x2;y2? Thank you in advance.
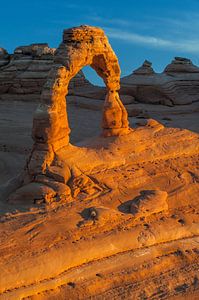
118;190;168;219
118;200;133;214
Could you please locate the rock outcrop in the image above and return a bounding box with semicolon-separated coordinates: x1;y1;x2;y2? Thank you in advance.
8;25;130;203
164;57;199;73
121;58;199;105
0;47;9;67
1;110;199;299
0;43;92;101
130;190;168;219
133;60;155;75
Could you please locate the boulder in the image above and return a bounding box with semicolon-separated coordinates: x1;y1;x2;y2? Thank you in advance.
8;182;56;204
130;190;168;219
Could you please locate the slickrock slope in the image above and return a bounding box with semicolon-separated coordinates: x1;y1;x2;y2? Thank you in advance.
0;43;92;101
121;57;199;105
0;123;199;300
0;26;198;300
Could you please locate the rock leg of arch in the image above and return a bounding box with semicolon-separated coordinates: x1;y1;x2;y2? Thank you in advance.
8;25;131;204
30;65;70;176
102;90;130;137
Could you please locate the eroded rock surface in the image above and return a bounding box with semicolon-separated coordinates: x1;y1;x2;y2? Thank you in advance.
133;60;155;75
164;57;199;73
0;26;198;300
121;58;199;105
1;123;199;300
0;43;92;101
8;25;130;203
130;190;168;219
0;47;9;67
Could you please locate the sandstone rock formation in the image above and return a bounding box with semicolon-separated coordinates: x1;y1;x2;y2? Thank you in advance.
133;60;155;75
1;117;199;299
0;43;92;101
121;58;199;105
0;48;9;67
8;25;130;203
164;57;199;73
0;24;199;300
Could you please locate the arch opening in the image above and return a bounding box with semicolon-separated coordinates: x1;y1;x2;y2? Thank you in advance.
8;25;131;203
66;55;119;144
30;25;130;178
82;66;105;87
67;65;103;144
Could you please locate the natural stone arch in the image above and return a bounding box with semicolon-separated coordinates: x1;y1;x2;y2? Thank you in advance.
30;25;130;174
33;27;129;141
8;25;131;203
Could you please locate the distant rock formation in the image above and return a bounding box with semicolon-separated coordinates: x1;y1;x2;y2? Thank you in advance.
1;42;199;106
164;57;199;73
133;60;155;75
121;58;199;105
0;47;9;67
0;43;92;101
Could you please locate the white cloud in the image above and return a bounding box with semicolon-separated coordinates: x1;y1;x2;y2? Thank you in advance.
85;11;199;54
104;27;199;54
49;7;199;55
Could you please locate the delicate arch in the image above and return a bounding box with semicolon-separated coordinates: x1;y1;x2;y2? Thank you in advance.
29;25;130;175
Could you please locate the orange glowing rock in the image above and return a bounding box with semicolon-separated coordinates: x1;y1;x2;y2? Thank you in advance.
130;190;168;219
8;25;130;203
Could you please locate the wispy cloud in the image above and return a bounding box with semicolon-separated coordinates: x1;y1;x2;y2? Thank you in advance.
151;13;199;39
48;6;199;55
105;27;199;54
85;10;199;54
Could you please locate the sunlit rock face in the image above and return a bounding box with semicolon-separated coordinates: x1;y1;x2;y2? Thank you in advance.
8;25;130;203
1;26;199;300
34;25;130;146
0;43;91;101
121;57;199;105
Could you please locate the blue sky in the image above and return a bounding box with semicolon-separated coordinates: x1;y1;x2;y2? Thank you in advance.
1;0;199;85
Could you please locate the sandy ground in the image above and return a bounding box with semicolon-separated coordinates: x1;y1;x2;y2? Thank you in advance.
0;98;199;299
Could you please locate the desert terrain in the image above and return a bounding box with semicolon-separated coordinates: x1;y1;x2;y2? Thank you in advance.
0;26;199;300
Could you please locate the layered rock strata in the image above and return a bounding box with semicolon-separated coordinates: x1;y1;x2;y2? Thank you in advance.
164;57;199;73
0;43;91;100
133;60;155;75
121;57;199;105
0;48;9;67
